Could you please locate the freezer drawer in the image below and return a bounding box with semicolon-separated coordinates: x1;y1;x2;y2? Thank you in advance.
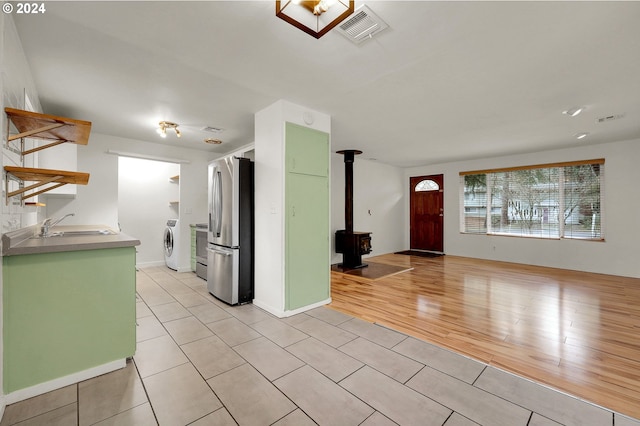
207;245;238;305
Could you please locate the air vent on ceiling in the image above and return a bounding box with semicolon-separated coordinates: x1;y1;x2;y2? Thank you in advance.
201;126;224;133
335;5;388;44
596;113;625;123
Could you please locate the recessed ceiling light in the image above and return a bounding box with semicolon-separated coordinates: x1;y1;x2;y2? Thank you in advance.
575;132;589;140
563;106;585;117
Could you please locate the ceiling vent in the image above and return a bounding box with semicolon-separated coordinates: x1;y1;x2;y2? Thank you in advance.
596;113;625;123
201;126;224;133
335;5;388;44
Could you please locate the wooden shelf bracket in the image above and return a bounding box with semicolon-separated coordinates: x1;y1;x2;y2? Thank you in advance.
6;174;64;201
4;108;91;156
4;166;90;205
3;109;92;205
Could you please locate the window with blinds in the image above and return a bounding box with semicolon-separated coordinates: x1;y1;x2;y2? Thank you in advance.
459;159;604;240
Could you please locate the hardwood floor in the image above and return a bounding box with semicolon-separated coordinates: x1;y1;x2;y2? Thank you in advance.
329;253;640;420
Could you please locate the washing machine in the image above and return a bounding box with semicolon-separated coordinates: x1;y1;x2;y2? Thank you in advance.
164;219;180;270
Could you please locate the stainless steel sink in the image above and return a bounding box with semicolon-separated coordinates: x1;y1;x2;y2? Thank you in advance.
58;229;116;236
41;229;117;237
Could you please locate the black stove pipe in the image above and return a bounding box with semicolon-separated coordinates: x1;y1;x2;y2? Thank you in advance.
340;149;359;234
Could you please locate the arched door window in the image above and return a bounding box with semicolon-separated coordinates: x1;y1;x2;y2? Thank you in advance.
414;179;440;192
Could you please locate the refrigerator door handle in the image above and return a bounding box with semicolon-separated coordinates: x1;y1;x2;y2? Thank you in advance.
207;247;232;256
209;167;215;236
211;170;223;237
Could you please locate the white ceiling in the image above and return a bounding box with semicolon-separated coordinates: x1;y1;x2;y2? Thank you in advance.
13;1;640;167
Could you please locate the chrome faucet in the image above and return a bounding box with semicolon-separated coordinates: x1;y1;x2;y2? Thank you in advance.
41;213;75;237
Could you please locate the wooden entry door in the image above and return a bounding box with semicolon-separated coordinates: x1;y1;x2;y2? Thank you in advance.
410;174;444;252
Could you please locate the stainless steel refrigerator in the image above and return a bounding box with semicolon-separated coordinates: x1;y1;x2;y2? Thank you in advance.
207;156;254;305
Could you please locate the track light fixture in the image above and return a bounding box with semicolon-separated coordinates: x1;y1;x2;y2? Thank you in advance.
157;121;181;138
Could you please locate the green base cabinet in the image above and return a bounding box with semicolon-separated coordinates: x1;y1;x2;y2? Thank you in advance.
3;247;136;393
190;225;197;272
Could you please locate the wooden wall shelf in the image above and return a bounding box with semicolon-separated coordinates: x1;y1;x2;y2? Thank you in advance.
4;166;90;202
5;108;91;155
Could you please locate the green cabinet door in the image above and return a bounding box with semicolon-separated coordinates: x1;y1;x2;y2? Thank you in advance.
285;122;329;177
3;247;136;393
284;122;330;311
286;172;330;310
190;226;196;271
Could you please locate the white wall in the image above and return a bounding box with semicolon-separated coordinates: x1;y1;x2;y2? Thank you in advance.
118;157;179;266
405;138;640;278
42;135;119;228
1;15;42;233
44;133;213;271
254;104;285;314
330;155;406;264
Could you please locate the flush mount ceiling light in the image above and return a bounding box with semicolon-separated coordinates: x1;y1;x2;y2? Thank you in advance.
562;106;585;117
276;0;355;39
156;121;181;138
204;138;223;145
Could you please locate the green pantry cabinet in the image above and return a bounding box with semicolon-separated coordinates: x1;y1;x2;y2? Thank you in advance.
284;122;330;311
3;247;136;393
190;224;197;271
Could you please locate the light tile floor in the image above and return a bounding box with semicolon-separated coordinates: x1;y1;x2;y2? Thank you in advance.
3;266;640;426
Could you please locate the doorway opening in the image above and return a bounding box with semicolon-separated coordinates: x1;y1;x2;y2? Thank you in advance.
118;156;180;267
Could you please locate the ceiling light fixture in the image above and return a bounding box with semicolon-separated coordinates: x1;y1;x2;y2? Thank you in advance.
575;132;589;140
204;138;223;145
562;106;585;117
276;0;355;39
157;121;181;138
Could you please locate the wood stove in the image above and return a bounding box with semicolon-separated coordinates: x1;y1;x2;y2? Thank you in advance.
335;149;372;269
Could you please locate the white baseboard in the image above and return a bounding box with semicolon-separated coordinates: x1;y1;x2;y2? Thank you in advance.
284;298;332;317
136;260;166;269
0;395;5;422
253;298;331;318
252;299;283;317
5;359;126;405
136;261;193;273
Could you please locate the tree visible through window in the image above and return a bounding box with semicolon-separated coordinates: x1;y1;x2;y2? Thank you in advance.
460;159;604;240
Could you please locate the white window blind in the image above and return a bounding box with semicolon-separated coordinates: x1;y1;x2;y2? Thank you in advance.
459;159;604;240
